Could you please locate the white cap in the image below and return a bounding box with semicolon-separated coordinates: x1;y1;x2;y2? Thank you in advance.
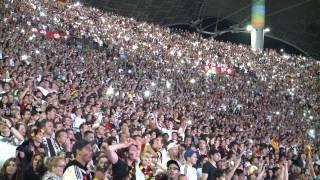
167;143;179;150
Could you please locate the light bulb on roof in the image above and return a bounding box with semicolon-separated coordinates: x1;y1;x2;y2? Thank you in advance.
264;27;270;33
246;25;253;32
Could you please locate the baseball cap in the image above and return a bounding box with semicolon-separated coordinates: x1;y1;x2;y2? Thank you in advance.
167;160;180;171
184;149;197;160
72;140;90;156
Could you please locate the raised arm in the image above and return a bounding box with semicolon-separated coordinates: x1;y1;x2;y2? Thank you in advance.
226;158;241;180
2;117;24;141
19;88;30;101
101;141;133;164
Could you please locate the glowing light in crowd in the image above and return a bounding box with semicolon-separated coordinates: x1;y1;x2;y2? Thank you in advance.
21;29;25;34
275;111;280;115
144;90;151;98
166;81;171;89
106;87;114;96
21;55;28;60
307;129;316;139
190;78;196;84
35;50;40;54
151;82;156;87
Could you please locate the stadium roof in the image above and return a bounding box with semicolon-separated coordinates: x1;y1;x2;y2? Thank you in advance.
90;0;320;59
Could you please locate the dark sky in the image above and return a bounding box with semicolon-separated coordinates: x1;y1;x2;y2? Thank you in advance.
170;17;309;57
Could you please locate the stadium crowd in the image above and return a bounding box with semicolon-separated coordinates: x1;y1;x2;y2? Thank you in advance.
0;0;319;179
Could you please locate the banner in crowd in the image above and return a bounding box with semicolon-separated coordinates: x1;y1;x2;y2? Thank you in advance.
32;28;64;39
205;65;235;76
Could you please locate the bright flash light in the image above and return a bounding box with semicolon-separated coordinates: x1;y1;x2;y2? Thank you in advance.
151;82;156;87
310;116;314;120
190;78;196;84
21;55;28;60
74;2;81;7
106;87;114;96
264;27;270;33
280;49;284;53
166;81;171;89
246;25;253;32
21;29;25;34
35;50;40;54
144;90;151;98
276;111;280;115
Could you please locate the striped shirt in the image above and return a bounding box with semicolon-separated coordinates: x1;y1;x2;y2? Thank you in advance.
63;160;92;180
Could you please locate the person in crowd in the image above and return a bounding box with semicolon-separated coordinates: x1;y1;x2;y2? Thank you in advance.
17;128;46;166
167;160;181;180
93;155;111;180
102;139;145;179
23;153;46;180
42;156;66;180
166;142;180;164
0;117;24;167
201;149;220;180
42;120;57;158
181;149;198;180
63;140;93;180
83;130;100;153
0;158;22;180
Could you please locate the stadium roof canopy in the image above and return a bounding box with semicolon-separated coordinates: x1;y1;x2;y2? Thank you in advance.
90;0;320;59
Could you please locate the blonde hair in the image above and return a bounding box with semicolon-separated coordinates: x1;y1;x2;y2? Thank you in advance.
46;156;65;171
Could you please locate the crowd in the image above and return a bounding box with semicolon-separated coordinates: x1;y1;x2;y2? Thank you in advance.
0;0;319;179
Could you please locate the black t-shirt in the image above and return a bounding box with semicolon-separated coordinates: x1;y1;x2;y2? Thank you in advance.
202;161;218;180
112;159;130;180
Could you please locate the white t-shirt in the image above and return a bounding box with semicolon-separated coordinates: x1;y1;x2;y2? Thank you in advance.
181;164;198;180
0;136;23;168
71;114;86;130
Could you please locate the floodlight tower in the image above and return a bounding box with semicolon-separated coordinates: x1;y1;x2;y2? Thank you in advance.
250;0;265;51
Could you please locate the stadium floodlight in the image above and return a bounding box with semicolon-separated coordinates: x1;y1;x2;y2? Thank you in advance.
264;27;270;33
246;25;253;32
